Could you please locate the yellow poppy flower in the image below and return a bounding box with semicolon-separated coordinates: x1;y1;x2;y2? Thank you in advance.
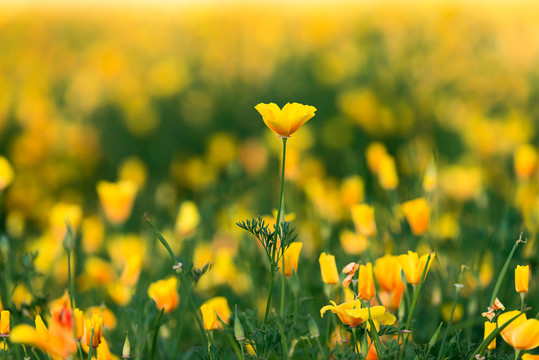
280;242;303;277
484;321;496;350
148;277;180;313
320;300;396;328
0;310;9;336
255;102;316;138
202;297;232;330
357;263;376;302
515;265;529;293
499;311;539;350
402;198;430;236
319;252;339;285
398;251;435;285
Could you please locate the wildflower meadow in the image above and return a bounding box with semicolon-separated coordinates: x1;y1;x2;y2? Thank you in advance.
1;1;539;359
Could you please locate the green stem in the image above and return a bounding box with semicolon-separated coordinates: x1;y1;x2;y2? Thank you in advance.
520;293;525;313
489;234;525;307
2;338;6;360
437;268;465;360
514;349;520;360
277;137;287;319
87;328;94;360
400;253;433;359
150;309;164;360
264;267;275;324
145;216;208;344
351;327;359;356
67;250;75;310
78;342;84;360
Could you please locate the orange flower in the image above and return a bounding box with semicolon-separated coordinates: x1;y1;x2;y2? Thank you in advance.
357;263;376;302
148;277;180;313
515;265;530;293
498;311;539;350
74;309;84;340
201;297;231;330
0;310;9;336
398;251;435;285
319;252;339;285
280;242;303;277
374;255;405;310
255;102;316;138
514;144;537;180
83;314;103;349
402;198;430;235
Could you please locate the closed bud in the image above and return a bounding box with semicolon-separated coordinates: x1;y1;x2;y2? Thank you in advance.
234;305;245;341
122;332;131;358
290;269;301;296
429;322;443;347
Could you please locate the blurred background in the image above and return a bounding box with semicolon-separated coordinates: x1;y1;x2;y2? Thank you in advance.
1;0;539;353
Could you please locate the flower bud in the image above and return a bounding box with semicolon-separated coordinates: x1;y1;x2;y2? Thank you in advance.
308;315;320;339
122;332;131;358
234;305;245;341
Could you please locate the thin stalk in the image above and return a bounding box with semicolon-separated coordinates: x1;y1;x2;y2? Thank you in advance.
150;308;164;360
514;349;521;360
87;328;94;360
520;293;525;313
351;327;360;356
2;338;6;360
489;233;525;307
78;342;84;360
437;268;465;360
277;137;287;319
67;250;75;310
145;216;208;344
400;253;433;359
264;266;275;324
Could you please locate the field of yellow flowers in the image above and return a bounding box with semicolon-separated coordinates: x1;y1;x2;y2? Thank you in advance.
1;1;539;359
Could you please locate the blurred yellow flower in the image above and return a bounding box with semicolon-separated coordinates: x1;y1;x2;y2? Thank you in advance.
398;251;435;285
119;157;148;189
81;216;105;253
422;158;437;192
402;198;430;236
255;102;316;138
523;354;539;360
280;242;303;277
439;165;482;201
365;142;388;174
87;306;117;330
49;202;83;241
74;309;84;340
96;180;138;225
0;156;14;190
339;230;368;255
514;144;537;180
374;254;405;310
340;175;364;209
0;310;9;336
202;297;231;330
148;277;180;313
319;252;339;285
484;321;496;350
499;311;539;350
351;204;377;237
378;154;399;190
200;303;219;331
175;200;200;238
515;265;529;293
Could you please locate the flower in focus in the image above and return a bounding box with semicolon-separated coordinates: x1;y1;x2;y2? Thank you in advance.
84;314;103;349
498;310;539;350
280;242;303;277
319;252;339;285
255;102;316;138
321;300;396;328
351;204;376;237
148;277;180;313
0;310;9;336
201;297;231;330
0;156;14;190
398;251;435;285
515;265;529;293
357;263;376;302
96;180;138;224
514;144;537;180
484;321;496;350
401;198;430;236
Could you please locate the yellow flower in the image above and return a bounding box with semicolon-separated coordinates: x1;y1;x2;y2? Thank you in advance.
351;204;377;237
484;321;496;350
175;200;200;238
319;252;339;285
339;230;368;255
86;306;117;330
357;263;376;302
200;303;219;331
398;251;435;285
523;354;539;360
280;242;303;277
340;176;364;209
49;202;83;242
514;144;537;180
148;277;180;313
365;142;388;174
201;297;231;330
0;156;14;190
255;102;316;138
499;311;539;350
96;180;138;225
374;255;405;310
84;314;103;349
378;154;399;190
119;156;148;189
0;310;9;336
74;309;84;340
515;265;530;293
402;198;430;236
320;300;396;328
